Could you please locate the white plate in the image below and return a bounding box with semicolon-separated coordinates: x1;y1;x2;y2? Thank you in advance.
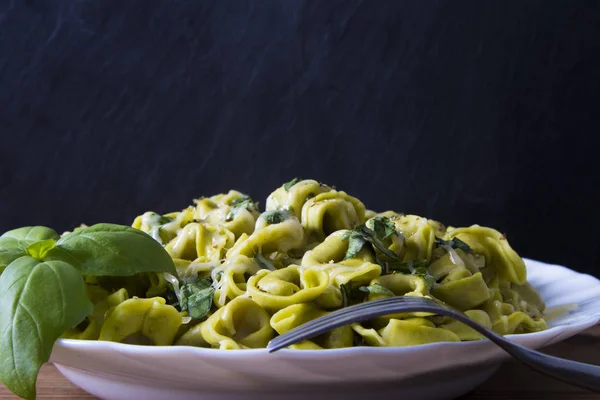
50;258;600;400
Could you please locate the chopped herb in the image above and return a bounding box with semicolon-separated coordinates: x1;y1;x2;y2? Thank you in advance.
178;278;214;319
359;283;395;297
164;289;180;308
342;231;368;259
225;196;256;221
435;237;472;253
366;217;397;241
341;217;400;260
340;283;352;308
265;211;286;225
385;259;435;289
147;212;173;226
411;266;436;290
283;177;300;191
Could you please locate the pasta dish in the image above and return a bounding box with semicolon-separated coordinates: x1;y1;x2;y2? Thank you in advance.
62;179;547;349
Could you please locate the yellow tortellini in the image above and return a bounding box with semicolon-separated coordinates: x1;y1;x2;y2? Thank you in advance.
79;178;546;350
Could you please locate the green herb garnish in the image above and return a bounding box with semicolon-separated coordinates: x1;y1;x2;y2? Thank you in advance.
177;277;214;319
435;237;472;253
283;177;300;191
265;211;286;225
365;217;396;241
341;217;399;260
225;195;256;221
146;212;173;226
0;224;176;400
359;283;395;297
340;283;352;308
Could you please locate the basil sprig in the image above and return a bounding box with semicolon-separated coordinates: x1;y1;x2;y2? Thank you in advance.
341;217;436;289
0;223;176;400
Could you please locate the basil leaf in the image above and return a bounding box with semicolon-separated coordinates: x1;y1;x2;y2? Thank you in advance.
341;218;401;261
411;266;436;290
0;249;25;275
178;278;214;319
366;217;396;240
265;211;285;225
340;283;351;308
343;232;367;259
0;226;59;247
359;225;399;260
46;223;176;276
359;283;395;297
0;256;92;400
0;227;59;272
283;177;300;191
25;239;56;261
225;196;256;222
435;237;472;254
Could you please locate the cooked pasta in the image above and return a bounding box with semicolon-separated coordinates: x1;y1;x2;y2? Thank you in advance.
64;179;547;348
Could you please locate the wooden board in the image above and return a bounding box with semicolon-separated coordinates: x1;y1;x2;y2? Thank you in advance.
2;325;600;399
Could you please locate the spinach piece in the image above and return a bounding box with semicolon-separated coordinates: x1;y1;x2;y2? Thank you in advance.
178;278;214;319
359;283;395;297
435;237;472;254
46;223;177;276
0;257;92;400
283;177;300;191
225;196;256;222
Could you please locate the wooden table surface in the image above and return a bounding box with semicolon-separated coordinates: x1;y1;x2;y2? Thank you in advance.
2;325;600;399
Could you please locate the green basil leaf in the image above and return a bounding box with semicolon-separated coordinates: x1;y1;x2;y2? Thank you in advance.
359;283;395;297
359;226;399;260
25;239;56;261
340;283;351;308
0;227;60;272
265;211;285;225
344;232;367;259
0;226;59;247
283;177;300;191
47;223;176;276
435;237;472;254
178;278;214;319
341;218;401;261
366;217;397;240
0;249;25;275
225;196;256;222
411;266;436;290
0;256;92;400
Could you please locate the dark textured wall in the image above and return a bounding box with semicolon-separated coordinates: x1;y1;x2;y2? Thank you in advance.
1;1;599;274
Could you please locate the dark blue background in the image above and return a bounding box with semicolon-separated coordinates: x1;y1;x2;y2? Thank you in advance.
1;1;599;274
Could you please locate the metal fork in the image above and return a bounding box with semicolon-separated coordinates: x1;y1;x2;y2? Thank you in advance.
267;296;600;392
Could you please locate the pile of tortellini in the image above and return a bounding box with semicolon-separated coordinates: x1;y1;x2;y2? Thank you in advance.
63;179;547;349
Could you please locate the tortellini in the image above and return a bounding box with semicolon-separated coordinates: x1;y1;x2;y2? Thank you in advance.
80;178;546;350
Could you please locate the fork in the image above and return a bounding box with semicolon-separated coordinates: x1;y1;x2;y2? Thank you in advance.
266;296;600;392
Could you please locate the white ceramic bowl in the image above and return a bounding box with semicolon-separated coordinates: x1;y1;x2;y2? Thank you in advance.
50;258;600;400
